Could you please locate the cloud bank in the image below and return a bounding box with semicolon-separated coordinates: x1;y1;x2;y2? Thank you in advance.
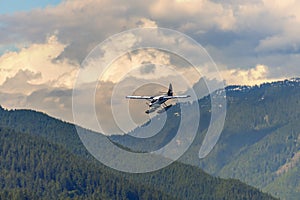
0;0;299;132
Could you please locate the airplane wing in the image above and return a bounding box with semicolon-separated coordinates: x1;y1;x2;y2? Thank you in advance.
126;95;153;99
164;95;191;99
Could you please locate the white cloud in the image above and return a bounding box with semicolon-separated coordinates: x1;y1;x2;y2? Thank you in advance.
150;0;235;31
220;64;283;86
0;35;78;92
231;0;300;53
0;69;42;95
0;34;78;122
1;0;300;56
136;18;158;28
1;0;299;67
0;0;300;133
100;49;172;83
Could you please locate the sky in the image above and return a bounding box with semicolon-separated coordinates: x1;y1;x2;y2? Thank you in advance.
0;0;61;14
0;0;299;134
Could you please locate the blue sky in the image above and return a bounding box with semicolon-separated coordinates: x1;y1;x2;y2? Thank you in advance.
0;0;61;14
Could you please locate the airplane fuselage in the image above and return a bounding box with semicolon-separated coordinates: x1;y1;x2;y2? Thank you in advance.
149;95;168;107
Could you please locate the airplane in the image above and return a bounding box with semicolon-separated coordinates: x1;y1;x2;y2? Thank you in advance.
126;83;190;114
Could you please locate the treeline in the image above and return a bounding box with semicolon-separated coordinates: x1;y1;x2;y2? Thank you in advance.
0;82;284;200
196;79;300;199
0;125;276;200
0;127;173;200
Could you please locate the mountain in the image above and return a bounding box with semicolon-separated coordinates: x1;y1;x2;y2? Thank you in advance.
0;127;173;200
111;78;300;200
0;105;276;199
197;78;300;200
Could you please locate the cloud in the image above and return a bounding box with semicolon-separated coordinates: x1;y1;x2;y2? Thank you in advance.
0;34;78;89
140;63;156;74
0;69;43;95
220;64;282;86
97;48;172;83
1;0;300;134
136;18;158;28
0;34;78;122
0;0;237;63
150;0;236;31
256;32;300;54
1;0;299;70
229;0;300;54
0;0;153;62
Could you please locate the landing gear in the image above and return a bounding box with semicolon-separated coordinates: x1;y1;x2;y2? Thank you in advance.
162;102;172;109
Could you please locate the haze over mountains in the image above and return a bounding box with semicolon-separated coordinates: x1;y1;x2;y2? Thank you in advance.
0;82;289;199
0;78;299;199
199;78;300;200
111;78;300;200
0;112;274;200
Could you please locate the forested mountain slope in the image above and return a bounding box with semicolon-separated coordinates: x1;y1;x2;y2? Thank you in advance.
0;127;172;200
197;79;300;200
0;104;277;199
112;78;300;200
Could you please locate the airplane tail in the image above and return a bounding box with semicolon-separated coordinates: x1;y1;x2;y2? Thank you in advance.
167;83;173;96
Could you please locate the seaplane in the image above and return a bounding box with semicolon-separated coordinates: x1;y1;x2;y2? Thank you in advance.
126;83;190;114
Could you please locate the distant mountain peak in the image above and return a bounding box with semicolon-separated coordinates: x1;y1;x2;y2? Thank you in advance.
225;85;252;92
289;77;300;82
224;77;300;94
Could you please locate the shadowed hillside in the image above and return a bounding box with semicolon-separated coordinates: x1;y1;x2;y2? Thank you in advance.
0;103;277;199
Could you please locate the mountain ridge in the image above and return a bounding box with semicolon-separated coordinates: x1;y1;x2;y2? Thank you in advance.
2;78;299;199
0;89;280;199
110;78;300;200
